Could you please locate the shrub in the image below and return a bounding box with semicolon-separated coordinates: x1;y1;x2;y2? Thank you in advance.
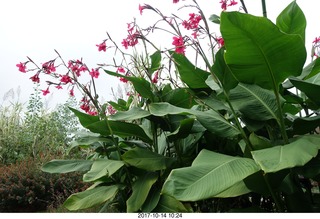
0;158;88;212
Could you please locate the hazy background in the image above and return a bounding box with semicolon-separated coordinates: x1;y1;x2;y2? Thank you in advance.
1;0;318;109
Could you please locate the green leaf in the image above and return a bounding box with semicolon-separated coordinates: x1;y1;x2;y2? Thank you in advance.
109;107;150;121
127;172;158;212
122;147;176;171
209;14;220;24
161;88;195;108
167;118;195;140
221;11;306;90
290;77;320;106
212;48;238;93
85;120;152;143
63;185;119;211
83;159;124;182
150;51;161;74
251;135;320;173
153;195;189;213
292;115;320;135
229;83;284;121
170;51;210;89
141;187;161;212
105;70;154;101
149;102;240;138
162;149;260;201
300;58;320;80
249;133;272;151
276;1;306;42
69;107;99;128
41;159;93;173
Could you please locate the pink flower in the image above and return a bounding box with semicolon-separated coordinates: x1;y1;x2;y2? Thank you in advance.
228;0;238;6
217;36;225;48
117;67;126;73
42;61;56;74
30;74;40;83
41;87;50;96
16;62;27;73
191;31;199;39
220;0;227;10
89;68;100;78
60;74;73;84
173;0;179;3
313;37;320;44
152;71;159;84
139;4;146;15
172;36;186;55
182;13;202;30
96;41;107;52
69;88;74;96
55;85;63;90
107;105;117;115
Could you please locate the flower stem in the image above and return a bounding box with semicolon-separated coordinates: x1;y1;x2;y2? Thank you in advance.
261;0;267;17
240;0;248;13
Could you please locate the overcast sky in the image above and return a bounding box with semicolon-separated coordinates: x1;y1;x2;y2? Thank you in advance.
1;0;319;109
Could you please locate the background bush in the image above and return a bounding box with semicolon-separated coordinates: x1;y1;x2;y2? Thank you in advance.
0;158;88;212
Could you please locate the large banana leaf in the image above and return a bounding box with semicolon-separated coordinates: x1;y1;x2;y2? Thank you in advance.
41;159;93;173
122;147;176;171
63;185;119;211
221;12;306;90
83;159;125;182
109;107;150;121
127;172;158;212
252;135;320;173
276;1;306;42
149;102;240;138
162;149;260;201
229;83;284;122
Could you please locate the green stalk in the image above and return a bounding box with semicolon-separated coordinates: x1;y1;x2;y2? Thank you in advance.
263;174;284;212
261;0;267;17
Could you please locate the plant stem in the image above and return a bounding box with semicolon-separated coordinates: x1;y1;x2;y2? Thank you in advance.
263;173;284;212
261;0;267;17
240;0;248;13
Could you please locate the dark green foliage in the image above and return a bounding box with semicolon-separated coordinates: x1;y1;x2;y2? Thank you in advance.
0;158;88;212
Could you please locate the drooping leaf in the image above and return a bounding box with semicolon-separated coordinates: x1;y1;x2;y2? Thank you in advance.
300;58;320;80
109;107;150;121
170;51;210;89
63;185;119;211
85;120;152;143
122;147;176;171
41;159;93;173
105;70;154;101
149;102;240;138
276;1;306;42
162;149;260;201
212;48;238;93
251;135;320;173
290;77;320;106
153;195;189;212
292;115;320;135
127;172;158;212
69;107;99;127
229;83;284;122
149;50;162;74
167;118;195;140
221;11;306;90
83;159;124;182
209;14;220;24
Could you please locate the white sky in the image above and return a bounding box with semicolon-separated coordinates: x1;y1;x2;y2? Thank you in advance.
0;0;319;108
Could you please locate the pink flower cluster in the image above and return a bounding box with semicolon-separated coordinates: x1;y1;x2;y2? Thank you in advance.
220;0;238;11
122;23;140;49
172;36;186;55
80;97;98;116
